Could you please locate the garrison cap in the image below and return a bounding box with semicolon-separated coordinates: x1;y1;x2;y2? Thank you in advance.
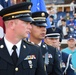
31;11;48;27
46;27;63;42
0;2;33;22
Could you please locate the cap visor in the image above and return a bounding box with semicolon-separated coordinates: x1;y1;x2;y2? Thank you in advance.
19;17;33;22
31;22;47;27
47;36;60;38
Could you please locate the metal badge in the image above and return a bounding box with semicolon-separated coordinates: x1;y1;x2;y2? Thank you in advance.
12;15;15;18
52;27;56;31
41;13;45;17
28;60;33;68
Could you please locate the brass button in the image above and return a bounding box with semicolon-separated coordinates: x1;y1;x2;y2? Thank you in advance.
15;67;18;71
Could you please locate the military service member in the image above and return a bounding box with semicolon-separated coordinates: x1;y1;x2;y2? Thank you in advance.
44;27;75;75
29;11;63;75
0;2;46;75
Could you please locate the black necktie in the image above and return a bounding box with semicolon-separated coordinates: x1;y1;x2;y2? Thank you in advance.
11;45;18;65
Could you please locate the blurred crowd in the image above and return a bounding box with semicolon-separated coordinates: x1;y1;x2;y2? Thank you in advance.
47;0;76;39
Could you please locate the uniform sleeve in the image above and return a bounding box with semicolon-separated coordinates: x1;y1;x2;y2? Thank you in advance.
52;49;63;75
35;48;47;75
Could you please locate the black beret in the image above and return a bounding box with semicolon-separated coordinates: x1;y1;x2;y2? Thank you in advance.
31;11;48;27
0;2;33;22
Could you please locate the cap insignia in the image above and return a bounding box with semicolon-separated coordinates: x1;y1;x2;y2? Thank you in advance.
12;15;15;18
41;13;45;17
52;27;56;31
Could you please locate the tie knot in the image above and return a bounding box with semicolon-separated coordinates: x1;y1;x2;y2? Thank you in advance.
12;45;17;50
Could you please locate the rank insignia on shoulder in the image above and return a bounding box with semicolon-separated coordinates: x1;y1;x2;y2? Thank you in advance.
0;45;4;48
23;40;35;45
23;45;26;49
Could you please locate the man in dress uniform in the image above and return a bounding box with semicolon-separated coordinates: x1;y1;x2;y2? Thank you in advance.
44;27;75;75
29;11;63;75
0;2;46;75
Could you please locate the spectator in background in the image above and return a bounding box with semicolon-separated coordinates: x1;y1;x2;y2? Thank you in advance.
70;0;75;15
62;35;76;75
64;12;70;21
59;19;71;39
73;13;76;29
75;1;76;13
49;3;57;20
67;17;75;26
73;13;76;22
57;16;63;27
49;15;54;26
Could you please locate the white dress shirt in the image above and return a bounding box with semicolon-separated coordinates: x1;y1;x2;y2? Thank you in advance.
4;37;22;57
63;26;67;36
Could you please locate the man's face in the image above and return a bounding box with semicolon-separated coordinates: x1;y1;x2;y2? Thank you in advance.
66;13;70;16
30;24;46;40
50;18;53;22
61;21;66;26
67;39;76;48
44;37;60;48
13;19;32;39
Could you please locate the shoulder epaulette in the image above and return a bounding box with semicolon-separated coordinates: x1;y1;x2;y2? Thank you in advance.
23;39;35;46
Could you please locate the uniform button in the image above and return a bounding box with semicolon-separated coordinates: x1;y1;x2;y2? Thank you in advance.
15;67;18;71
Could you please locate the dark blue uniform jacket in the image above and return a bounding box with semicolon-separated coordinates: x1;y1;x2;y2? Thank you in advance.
0;38;46;75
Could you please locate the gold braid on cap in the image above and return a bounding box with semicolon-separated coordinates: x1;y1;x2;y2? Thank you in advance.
33;17;46;21
33;17;45;20
3;10;31;17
